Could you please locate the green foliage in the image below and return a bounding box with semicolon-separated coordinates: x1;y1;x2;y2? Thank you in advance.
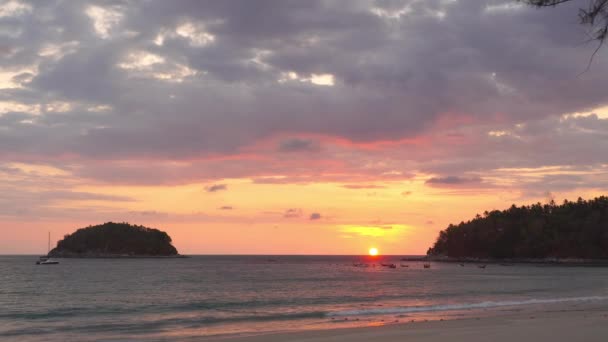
427;196;608;259
50;222;178;256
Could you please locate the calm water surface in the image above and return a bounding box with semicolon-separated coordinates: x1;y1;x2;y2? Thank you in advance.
2;255;608;341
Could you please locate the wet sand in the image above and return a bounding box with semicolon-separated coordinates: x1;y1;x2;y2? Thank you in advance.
211;305;608;342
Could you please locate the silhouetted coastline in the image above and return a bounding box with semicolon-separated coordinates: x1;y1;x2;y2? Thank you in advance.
48;222;183;258
426;196;608;261
400;255;608;266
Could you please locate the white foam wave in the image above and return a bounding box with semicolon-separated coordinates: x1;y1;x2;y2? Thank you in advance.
327;296;608;317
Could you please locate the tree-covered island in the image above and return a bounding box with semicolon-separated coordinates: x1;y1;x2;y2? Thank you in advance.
48;222;181;257
427;196;608;261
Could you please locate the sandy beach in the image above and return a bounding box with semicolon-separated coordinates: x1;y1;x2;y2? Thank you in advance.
213;305;608;342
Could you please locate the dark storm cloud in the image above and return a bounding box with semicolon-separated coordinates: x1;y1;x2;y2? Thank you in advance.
0;0;607;188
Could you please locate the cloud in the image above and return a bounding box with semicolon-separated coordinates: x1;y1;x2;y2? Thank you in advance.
283;208;303;218
0;0;607;205
340;224;405;238
425;176;483;186
0;185;135;220
342;184;386;189
36;191;134;202
277;138;320;153
205;184;227;192
309;212;321;220
128;210;169;218
518;172;608;198
0;165;22;175
2;0;607;166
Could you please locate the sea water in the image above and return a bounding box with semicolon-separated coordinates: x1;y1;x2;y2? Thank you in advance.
1;255;608;341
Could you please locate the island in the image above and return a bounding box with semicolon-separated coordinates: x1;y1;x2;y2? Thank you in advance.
425;196;608;264
48;222;183;258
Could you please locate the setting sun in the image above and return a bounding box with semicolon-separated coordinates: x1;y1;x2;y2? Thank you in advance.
368;247;379;256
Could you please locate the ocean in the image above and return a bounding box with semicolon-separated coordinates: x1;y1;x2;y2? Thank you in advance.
2;255;608;341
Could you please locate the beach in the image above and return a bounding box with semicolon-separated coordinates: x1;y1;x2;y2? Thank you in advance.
215;304;608;342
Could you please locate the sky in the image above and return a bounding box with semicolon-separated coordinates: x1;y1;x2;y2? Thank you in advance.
1;0;607;255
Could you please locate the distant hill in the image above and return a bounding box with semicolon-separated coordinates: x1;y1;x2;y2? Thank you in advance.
49;222;179;257
427;196;608;260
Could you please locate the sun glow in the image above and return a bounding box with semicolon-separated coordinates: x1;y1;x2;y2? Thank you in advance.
369;247;379;256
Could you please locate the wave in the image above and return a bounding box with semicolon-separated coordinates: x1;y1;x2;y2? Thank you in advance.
4;295;608;337
327;295;608;317
0;292;468;320
0;310;328;337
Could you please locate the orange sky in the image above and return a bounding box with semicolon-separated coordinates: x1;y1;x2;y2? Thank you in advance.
2;168;604;255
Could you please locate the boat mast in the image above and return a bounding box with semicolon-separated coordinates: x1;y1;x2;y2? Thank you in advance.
48;231;50;254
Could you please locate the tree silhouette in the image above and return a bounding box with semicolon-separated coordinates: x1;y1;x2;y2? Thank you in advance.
427;196;608;259
520;0;608;67
49;222;179;256
522;0;607;44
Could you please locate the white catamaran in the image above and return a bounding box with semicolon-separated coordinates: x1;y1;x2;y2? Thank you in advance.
36;232;59;265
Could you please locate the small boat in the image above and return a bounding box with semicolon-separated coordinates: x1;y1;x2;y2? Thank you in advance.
400;264;409;268
459;263;465;267
478;264;487;269
423;263;431;269
36;232;59;265
388;263;397;269
36;257;59;265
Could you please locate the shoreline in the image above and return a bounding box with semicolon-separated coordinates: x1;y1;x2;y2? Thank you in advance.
206;302;608;342
401;256;608;266
45;254;189;258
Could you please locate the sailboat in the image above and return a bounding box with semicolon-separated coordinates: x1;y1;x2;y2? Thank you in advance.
36;232;59;265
